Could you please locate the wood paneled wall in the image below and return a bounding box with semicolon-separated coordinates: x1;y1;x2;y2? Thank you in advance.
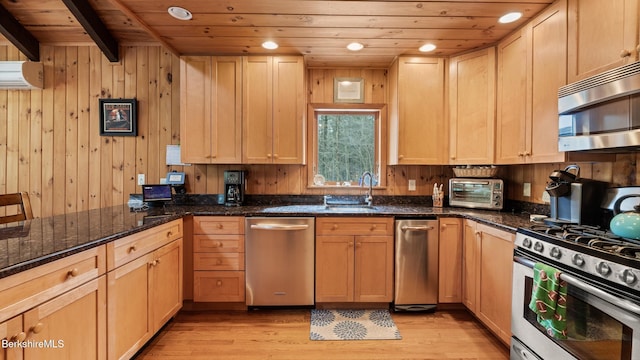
0;44;184;218
1;43;636;218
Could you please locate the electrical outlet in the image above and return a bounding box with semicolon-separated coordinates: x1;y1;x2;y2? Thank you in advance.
137;174;145;186
408;179;416;191
523;182;531;197
542;191;550;203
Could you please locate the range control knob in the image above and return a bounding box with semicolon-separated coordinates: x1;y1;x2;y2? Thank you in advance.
571;254;585;267
550;247;562;260
597;262;612;277
522;238;532;249
533;242;544;253
619;269;638;285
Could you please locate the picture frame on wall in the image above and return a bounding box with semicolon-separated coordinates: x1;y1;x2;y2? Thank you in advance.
334;77;364;103
99;98;137;136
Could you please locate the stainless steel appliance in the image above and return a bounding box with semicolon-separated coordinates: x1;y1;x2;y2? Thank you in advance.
224;170;245;206
558;61;640;152
512;224;640;360
394;219;439;311
545;165;608;226
245;217;314;306
449;178;503;210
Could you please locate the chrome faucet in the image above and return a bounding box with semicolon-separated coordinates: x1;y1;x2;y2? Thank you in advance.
361;171;374;207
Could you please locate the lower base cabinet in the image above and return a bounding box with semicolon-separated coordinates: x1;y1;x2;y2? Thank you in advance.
462;219;514;345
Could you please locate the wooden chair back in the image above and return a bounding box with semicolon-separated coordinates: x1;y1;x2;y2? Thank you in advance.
0;192;34;224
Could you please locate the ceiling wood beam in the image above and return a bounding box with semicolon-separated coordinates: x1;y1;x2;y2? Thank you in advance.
0;3;40;61
61;0;119;62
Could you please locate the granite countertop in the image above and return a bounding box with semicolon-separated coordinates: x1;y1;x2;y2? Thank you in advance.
0;202;533;279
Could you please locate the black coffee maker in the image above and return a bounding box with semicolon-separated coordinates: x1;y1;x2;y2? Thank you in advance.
224;170;245;206
545;165;607;225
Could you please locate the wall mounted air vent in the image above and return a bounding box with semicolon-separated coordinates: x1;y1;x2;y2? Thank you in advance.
0;61;43;90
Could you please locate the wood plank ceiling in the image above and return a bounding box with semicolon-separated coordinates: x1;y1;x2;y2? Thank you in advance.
0;0;554;68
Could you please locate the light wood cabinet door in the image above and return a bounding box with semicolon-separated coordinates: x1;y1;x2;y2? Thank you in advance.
107;253;154;360
272;56;305;164
449;47;496;165
180;56;242;164
0;316;24;360
315;235;354;302
476;224;514;345
528;0;568;163
243;56;305;164
462;219;478;312
354;235;393;302
495;29;528;165
23;277;106;360
438;218;462;303
389;57;447;164
567;0;639;82
150;238;183;332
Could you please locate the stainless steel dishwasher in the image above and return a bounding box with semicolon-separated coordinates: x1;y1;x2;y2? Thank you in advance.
245;217;315;306
394;219;439;311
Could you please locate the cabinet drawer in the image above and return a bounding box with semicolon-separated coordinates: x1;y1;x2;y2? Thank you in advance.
0;245;106;323
194;253;244;271
194;216;244;235
194;271;245;302
316;217;394;236
194;234;244;253
107;219;183;270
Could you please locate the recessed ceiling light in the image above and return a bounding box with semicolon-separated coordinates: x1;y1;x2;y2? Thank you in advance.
499;12;522;24
419;43;437;52
347;42;364;51
168;6;192;20
262;41;279;50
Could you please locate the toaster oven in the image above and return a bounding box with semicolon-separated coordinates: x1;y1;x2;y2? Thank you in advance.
449;178;504;210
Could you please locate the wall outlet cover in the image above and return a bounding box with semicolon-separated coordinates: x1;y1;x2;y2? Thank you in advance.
408;179;416;191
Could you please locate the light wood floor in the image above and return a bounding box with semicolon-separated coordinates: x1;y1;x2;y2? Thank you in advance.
134;309;509;360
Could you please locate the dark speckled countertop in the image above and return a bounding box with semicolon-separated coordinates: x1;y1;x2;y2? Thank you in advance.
0;200;533;279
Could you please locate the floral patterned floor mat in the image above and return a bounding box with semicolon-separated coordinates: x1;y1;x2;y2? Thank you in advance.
309;309;402;341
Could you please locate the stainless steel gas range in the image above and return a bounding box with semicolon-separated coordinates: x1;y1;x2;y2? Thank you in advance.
511;223;640;360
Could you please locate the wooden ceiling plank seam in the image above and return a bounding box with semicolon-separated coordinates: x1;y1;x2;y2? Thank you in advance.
0;3;40;61
61;0;120;62
104;0;180;57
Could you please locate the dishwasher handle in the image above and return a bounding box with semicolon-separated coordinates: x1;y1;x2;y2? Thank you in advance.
400;225;434;231
250;224;310;231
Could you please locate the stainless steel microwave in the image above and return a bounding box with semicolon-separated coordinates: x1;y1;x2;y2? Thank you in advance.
558;61;640;152
449;178;503;210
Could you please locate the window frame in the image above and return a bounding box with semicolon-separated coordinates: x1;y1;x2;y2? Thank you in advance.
306;103;387;189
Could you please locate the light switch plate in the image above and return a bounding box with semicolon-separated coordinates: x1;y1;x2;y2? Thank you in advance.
408;179;416;191
137;174;145;186
523;182;531;197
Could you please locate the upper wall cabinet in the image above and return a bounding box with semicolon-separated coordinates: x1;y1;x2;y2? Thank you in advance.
449;47;496;165
567;0;640;82
388;57;447;165
180;56;243;164
496;0;568;164
242;56;305;164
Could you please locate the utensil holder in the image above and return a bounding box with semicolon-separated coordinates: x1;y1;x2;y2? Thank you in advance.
433;194;444;207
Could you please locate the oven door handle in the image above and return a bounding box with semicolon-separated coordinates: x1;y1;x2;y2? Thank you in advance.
514;256;640;316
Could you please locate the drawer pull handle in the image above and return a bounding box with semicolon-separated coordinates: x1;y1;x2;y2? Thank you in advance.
11;331;26;342
217;280;223;286
129;245;137;253
166;231;173;238
30;323;44;334
68;268;79;277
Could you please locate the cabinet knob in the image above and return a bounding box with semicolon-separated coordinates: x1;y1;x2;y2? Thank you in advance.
441;224;448;229
150;259;160;266
67;268;79;277
217;224;223;229
217;241;224;248
450;156;456;160
216;259;223;265
273;154;279;159
166;231;173;238
370;224;377;231
332;224;338;230
216;280;223;287
128;245;137;253
267;153;272;158
398;155;404;159
11;331;26;342
30;323;44;334
517;151;524;156
620;49;632;58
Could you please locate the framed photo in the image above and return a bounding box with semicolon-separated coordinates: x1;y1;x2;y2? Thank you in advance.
99;98;137;136
334;77;364;103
